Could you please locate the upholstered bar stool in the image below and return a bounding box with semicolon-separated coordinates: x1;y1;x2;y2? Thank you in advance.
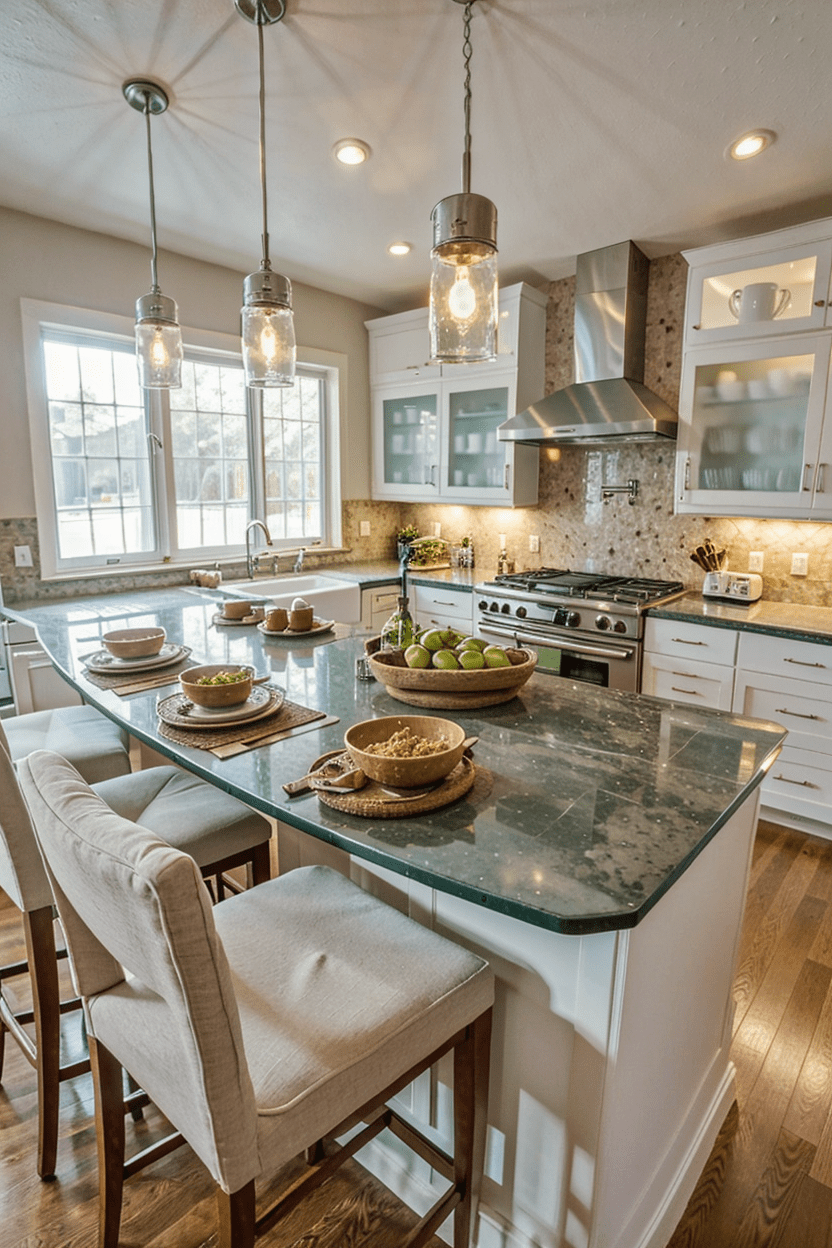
21;749;494;1248
0;731;271;1179
3;704;131;783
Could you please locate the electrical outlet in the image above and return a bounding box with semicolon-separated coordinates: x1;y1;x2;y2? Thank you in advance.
433;522;441;537
529;534;540;553
748;551;764;572
359;520;371;537
14;544;33;568
791;552;809;576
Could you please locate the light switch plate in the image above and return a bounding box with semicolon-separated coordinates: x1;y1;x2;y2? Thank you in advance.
748;551;764;572
791;552;809;576
529;534;540;553
14;545;33;567
433;522;441;537
359;520;371;536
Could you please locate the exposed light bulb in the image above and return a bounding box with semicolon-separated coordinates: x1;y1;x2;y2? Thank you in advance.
448;266;477;320
260;319;278;363
150;329;170;370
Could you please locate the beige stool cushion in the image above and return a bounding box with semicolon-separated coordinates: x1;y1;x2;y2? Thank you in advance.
19;750;494;1198
93;765;269;868
0;734;52;912
4;705;130;783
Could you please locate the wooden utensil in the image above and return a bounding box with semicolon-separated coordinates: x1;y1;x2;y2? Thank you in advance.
283;765;365;796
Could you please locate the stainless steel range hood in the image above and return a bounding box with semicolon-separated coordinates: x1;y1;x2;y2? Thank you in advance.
498;240;677;445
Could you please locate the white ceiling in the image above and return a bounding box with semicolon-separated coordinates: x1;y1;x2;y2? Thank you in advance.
2;0;831;313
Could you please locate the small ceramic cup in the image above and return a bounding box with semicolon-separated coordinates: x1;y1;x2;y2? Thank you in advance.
222;600;252;620
288;606;314;631
266;608;288;631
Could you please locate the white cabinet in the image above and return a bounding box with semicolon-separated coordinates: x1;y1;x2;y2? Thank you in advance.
367;283;546;507
642;618;736;710
676;218;832;519
361;583;401;633
733;632;832;831
2;619;81;716
411;583;473;635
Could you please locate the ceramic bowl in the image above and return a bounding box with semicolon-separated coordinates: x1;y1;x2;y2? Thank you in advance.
180;664;255;708
344;715;467;788
102;627;166;659
221;600;253;620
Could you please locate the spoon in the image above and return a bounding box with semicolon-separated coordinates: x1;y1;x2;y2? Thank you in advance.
283;765;365;796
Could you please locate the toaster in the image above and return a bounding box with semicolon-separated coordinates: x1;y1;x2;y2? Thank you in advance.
702;571;762;603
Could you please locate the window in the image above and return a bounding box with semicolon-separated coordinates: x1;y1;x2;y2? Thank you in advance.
22;301;343;579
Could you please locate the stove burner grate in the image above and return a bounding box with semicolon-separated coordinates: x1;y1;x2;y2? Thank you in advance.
491;568;684;605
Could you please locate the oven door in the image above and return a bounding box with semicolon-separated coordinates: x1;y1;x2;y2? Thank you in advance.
477;621;640;692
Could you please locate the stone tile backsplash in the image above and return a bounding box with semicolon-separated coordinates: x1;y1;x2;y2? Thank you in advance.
3;251;832;606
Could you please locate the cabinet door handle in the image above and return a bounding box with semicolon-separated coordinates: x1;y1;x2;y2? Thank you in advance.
784;657;827;669
803;463;814;491
504;463;510;490
817;463;827;493
671;637;706;645
684;458;691;490
433;599;458;607
773;774;819;788
671;686;701;696
671;670;698;678
775;706;824;721
814;300;827;307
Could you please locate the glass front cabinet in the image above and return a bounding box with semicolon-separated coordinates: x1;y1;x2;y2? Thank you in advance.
676;218;832;519
367;283;546;507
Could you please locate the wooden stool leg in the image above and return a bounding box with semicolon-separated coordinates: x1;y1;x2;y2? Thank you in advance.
0;1015;7;1080
248;840;271;887
218;1179;256;1248
89;1038;126;1248
453;1009;492;1248
24;907;61;1181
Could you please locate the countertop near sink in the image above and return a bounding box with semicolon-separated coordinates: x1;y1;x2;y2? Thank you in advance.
647;592;832;646
308;561;479;592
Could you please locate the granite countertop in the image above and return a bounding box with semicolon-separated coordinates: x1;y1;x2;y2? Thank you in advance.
648;592;832;645
8;588;785;937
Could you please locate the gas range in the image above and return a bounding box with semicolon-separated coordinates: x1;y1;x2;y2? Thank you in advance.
473;568;686;691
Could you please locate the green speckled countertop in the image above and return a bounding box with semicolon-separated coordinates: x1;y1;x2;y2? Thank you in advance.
8;588;785;936
647;592;832;645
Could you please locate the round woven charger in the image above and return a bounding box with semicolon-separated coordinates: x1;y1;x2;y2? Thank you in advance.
311;751;477;818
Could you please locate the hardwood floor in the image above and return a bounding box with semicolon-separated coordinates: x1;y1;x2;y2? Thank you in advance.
4;817;832;1247
667;819;832;1248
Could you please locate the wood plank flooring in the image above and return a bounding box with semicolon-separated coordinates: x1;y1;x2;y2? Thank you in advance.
667;819;832;1248
4;817;832;1247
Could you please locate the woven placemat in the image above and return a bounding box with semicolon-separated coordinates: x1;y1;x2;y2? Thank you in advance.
315;756;479;818
157;697;326;750
83;651;196;695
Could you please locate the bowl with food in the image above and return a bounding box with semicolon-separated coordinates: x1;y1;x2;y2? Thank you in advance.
344;715;467;788
102;627;166;659
180;664;259;708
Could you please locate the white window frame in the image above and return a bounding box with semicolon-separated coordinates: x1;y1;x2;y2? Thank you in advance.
21;298;344;581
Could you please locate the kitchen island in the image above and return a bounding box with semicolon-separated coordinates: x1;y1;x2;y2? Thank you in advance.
8;586;786;1248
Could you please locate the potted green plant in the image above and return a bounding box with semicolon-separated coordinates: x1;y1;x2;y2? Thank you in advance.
396;524;420;562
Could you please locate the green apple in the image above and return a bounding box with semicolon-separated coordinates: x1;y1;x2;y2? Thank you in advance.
404;644;431;669
458;648;486;670
420;629;445;652
483;645;512;668
432;648;460;670
457;636;487;652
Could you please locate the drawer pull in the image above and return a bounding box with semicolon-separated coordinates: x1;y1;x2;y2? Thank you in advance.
671;670;698;678
783;657;827;669
775;707;823;721
671;637;706;646
433;599;458;607
671;686;701;696
772;774;819;788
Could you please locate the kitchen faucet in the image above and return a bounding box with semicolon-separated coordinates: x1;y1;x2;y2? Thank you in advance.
245;519;272;579
293;546;305;574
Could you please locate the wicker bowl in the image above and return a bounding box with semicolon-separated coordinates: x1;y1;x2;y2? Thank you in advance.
180;663;255;708
219;600;253;620
102;627;166;659
365;639;538;708
344;715;467;788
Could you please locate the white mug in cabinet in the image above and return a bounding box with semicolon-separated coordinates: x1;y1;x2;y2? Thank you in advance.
728;282;791;324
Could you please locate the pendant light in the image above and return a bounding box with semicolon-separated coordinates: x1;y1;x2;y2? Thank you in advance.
236;0;296;388
429;0;498;364
123;79;183;389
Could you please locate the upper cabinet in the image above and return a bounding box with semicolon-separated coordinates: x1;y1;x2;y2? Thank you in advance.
366;283;547;507
676;218;832;519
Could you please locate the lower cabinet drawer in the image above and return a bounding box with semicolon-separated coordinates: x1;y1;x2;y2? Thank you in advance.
734;670;832;752
644;618;738;666
738;631;832;689
641;653;734;710
762;745;832;812
412;585;473;632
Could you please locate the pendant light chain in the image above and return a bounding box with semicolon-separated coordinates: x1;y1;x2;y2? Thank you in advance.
142;97;161;293
461;0;473;195
257;2;271;270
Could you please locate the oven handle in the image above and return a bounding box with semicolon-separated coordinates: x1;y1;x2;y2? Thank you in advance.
479;623;637;661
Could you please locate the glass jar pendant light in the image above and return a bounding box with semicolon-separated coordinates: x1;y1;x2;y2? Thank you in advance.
123;79;183;389
429;0;498;364
236;0;296;387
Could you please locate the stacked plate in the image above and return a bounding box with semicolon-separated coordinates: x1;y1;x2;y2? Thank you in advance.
83;644;191;675
157;684;286;729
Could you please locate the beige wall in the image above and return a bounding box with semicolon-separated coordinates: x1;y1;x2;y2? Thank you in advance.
0;205;383;517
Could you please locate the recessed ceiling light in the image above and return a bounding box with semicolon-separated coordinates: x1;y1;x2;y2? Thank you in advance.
387;242;412;257
333;138;371;166
727;129;776;161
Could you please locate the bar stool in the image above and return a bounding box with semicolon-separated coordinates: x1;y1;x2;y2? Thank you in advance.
20;749;494;1248
0;731;271;1179
3;704;131;783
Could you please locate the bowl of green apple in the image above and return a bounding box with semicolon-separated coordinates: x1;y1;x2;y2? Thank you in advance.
366;629;538;708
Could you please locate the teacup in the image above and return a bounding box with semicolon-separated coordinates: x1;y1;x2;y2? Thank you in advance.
288;606;314;631
222;600;252;620
266;608;288;631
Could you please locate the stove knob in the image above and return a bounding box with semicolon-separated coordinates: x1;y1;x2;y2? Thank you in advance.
516;605;527;619
566;611;580;628
489;601;500;612
596;614;611;631
501;602;511;614
613;620;627;634
478;600;489;611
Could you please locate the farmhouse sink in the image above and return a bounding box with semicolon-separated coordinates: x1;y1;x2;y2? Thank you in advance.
220;574;361;623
